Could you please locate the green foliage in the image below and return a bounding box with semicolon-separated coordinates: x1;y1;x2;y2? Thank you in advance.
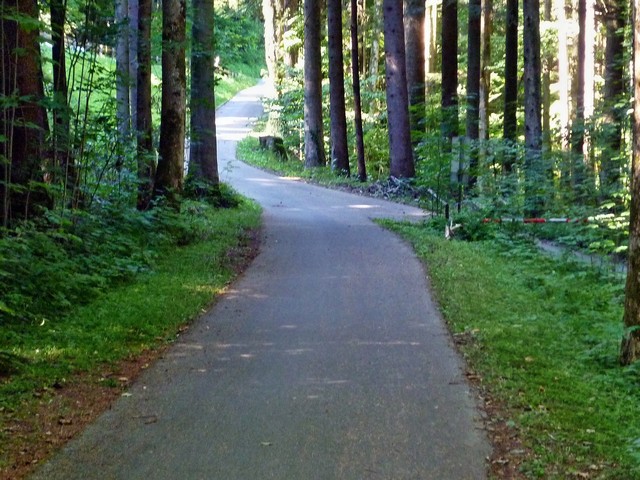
0;193;260;411
214;5;265;73
384;220;639;479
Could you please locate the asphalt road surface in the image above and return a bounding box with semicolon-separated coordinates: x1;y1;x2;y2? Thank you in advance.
31;82;490;479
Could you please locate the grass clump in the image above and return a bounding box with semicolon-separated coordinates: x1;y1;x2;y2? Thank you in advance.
382;219;639;479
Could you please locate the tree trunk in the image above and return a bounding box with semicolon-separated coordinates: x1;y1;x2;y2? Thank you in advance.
115;0;131;140
441;0;459;147
328;0;350;175
369;0;383;77
351;0;367;182
425;0;438;74
542;0;551;149
155;0;186;201
50;0;76;205
303;0;325;168
0;0;50;225
503;0;518;172
620;0;640;365
479;0;492;142
555;0;570;150
283;0;300;67
466;0;481;187
383;0;414;178
600;0;626;192
262;0;278;80
523;0;543;216
404;0;425;144
128;0;139;133
136;0;155;209
571;0;586;188
189;0;219;192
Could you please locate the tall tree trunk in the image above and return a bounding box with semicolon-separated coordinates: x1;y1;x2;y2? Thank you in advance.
542;0;551;149
189;0;219;192
620;0;640;365
404;0;425;144
155;0;186;201
369;0;383;77
128;0;139;134
503;0;518;172
136;0;155;209
479;0;492;142
0;0;50;225
383;0;414;178
441;0;459;147
351;0;367;182
555;0;570;150
303;0;325;168
523;0;543;216
262;0;278;80
50;0;76;205
571;0;586;188
328;0;350;175
600;0;626;192
283;0;300;67
115;0;131;141
466;0;481;187
425;0;438;75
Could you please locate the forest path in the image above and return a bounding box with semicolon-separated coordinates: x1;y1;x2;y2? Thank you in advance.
31;81;490;479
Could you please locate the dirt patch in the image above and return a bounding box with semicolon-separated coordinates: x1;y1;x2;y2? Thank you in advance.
0;227;262;480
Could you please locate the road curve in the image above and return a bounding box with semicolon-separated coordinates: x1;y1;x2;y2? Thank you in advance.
31;82;490;479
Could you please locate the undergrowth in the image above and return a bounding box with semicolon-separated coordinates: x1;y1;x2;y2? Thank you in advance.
0;188;261;416
383;218;639;479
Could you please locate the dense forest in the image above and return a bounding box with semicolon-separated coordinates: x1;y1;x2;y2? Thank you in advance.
258;0;640;365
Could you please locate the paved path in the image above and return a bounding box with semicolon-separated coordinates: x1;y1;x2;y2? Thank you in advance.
31;82;490;479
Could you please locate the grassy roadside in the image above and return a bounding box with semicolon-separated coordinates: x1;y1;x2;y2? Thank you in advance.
0;197;261;478
382;220;640;479
238;135;640;478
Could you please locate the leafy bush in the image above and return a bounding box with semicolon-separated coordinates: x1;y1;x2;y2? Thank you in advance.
0;192;246;325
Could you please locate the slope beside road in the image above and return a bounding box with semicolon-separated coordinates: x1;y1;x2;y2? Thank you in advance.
31;82;490;479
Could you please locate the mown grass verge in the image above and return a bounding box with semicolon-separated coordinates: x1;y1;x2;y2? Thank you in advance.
381;220;640;479
0;195;261;477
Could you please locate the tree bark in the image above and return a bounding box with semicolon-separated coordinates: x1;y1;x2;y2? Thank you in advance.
50;0;76;205
189;0;219;192
115;0;131;140
555;0;570;150
466;0;481;186
0;0;50;225
620;0;640;365
303;0;325;168
542;0;551;149
503;0;518;172
328;0;350;175
351;0;367;182
571;0;586;188
262;0;278;80
479;0;492;143
523;0;543;216
441;0;459;147
383;0;414;178
404;0;425;144
128;0;139;133
136;0;155;209
155;0;186;202
600;0;626;192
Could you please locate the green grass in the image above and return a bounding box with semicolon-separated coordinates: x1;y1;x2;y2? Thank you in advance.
0;198;260;414
237;136;374;188
381;220;640;479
